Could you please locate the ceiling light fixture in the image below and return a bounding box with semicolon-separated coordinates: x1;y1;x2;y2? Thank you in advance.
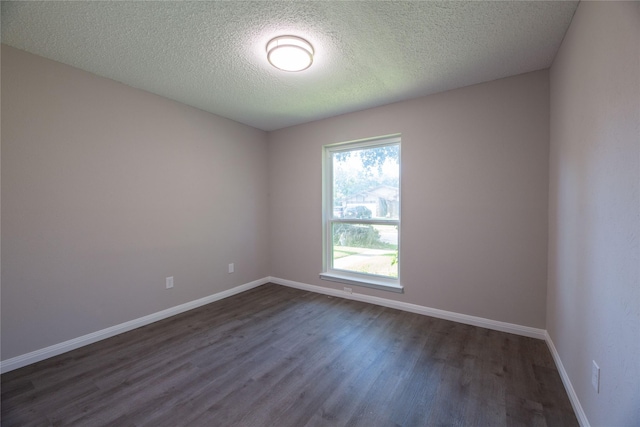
266;35;314;72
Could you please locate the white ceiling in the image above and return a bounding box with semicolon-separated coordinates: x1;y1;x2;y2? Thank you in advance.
1;1;578;131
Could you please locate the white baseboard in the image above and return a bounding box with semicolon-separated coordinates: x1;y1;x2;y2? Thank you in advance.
545;331;590;427
268;276;546;340
0;277;270;374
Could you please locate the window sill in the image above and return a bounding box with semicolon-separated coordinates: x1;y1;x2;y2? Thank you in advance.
319;273;404;294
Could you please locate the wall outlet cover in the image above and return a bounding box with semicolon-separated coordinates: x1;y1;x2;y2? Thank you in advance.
592;360;600;393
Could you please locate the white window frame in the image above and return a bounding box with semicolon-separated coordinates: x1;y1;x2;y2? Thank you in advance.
320;134;402;293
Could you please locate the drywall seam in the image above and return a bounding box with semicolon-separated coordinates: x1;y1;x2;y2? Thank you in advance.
545;331;590;427
0;277;271;374
269;276;546;340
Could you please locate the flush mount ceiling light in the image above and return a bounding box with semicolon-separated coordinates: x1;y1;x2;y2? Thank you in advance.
266;35;314;72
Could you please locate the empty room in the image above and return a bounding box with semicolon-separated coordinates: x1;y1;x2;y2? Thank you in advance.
1;1;638;426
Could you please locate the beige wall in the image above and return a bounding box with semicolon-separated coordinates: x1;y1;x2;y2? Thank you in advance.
1;46;270;360
548;2;640;425
268;70;550;328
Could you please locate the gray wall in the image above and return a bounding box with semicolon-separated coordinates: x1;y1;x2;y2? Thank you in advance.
268;70;550;329
548;2;640;425
1;46;270;360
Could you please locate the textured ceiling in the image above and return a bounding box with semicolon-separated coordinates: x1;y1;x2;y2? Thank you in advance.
1;1;578;131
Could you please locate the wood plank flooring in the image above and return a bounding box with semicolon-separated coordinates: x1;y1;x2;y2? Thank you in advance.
1;283;578;426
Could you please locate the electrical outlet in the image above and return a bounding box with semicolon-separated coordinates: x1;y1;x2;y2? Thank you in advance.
166;276;174;289
592;361;600;393
228;263;234;274
344;287;353;294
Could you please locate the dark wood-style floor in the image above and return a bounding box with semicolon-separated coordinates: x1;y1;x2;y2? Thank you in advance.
1;283;578;427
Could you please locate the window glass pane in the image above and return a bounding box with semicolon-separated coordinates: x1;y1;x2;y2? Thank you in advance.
332;145;399;220
332;222;398;278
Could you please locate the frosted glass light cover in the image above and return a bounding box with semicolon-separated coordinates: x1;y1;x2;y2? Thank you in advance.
266;36;314;72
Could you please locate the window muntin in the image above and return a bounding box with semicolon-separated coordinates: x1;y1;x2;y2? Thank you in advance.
323;136;401;291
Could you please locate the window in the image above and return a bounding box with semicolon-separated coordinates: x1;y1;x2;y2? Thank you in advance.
321;135;402;293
